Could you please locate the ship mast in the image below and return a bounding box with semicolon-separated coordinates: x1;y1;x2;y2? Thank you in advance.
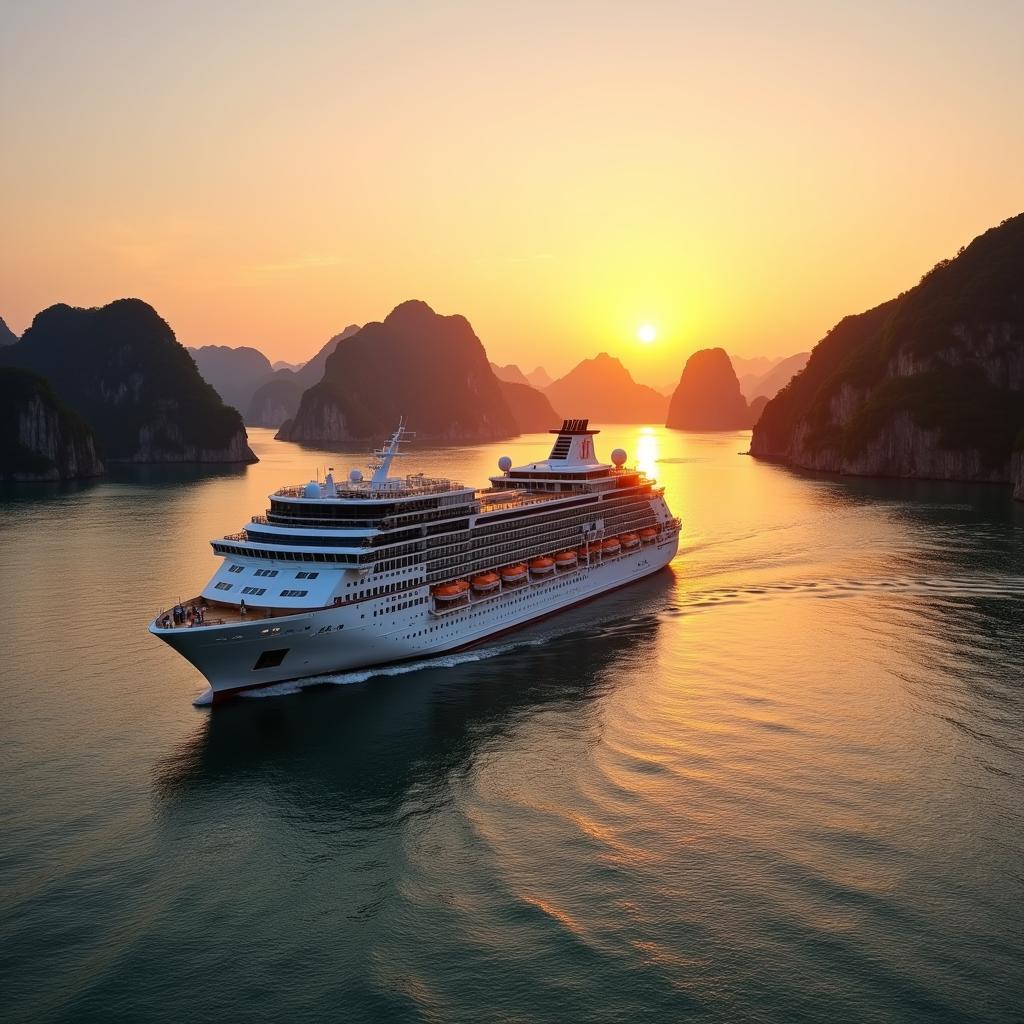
369;418;413;491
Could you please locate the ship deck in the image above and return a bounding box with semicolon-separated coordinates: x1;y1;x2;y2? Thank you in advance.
153;599;303;629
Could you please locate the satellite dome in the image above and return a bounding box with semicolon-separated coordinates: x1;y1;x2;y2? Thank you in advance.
349;468;364;483
610;448;627;467
303;480;321;498
498;456;512;473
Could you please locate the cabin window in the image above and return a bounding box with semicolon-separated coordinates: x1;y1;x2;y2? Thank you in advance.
279;589;308;598
242;586;267;596
228;564;244;573
255;569;279;577
214;582;233;591
296;571;319;579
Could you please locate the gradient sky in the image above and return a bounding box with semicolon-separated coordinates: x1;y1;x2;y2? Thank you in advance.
2;0;1022;386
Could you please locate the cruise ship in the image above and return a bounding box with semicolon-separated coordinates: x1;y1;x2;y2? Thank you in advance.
150;419;681;701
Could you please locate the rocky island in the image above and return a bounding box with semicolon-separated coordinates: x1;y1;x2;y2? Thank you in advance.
545;353;667;423
666;347;752;430
0;368;104;481
750;213;1024;496
2;299;256;463
277;301;518;443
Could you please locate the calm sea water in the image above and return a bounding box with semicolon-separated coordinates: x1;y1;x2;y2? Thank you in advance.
2;426;1023;1023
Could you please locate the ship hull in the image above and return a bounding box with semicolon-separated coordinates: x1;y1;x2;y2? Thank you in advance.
151;536;678;700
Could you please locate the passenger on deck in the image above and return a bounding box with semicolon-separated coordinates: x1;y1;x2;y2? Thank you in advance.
240;599;247;618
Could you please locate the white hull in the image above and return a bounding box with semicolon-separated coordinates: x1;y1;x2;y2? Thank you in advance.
152;536;678;698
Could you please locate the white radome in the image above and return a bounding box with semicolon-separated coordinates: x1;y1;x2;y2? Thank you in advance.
611;448;627;467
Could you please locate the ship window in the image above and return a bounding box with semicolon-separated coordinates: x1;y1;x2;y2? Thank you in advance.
255;569;279;577
253;649;288;670
280;589;308;598
228;564;244;574
215;582;233;591
242;586;267;596
296;571;319;579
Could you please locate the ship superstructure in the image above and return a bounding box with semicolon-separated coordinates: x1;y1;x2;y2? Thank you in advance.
150;419;681;700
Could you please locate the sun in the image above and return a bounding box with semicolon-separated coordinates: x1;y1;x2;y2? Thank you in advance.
636;323;657;344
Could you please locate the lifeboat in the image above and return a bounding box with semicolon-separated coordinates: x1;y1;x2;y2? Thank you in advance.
500;563;528;583
529;556;555;575
432;580;469;601
621;532;640;549
471;572;500;592
555;550;577;569
639;527;657;542
576;546;591;561
601;538;621;554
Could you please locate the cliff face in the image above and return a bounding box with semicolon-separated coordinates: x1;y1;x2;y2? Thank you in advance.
751;214;1024;487
277;301;518;444
499;380;560;433
1;369;104;481
667;348;750;430
2;299;256;463
544;353;667;423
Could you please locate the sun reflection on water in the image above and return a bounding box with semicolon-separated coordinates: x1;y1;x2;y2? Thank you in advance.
635;427;660;480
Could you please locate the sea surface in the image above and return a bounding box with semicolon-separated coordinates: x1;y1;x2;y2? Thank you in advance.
2;426;1023;1023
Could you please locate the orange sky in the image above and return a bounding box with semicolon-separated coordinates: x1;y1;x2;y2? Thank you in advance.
2;1;1022;387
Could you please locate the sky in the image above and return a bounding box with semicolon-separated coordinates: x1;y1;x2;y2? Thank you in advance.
2;0;1022;387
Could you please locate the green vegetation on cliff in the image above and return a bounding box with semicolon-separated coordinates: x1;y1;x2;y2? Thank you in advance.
1;299;252;461
754;213;1024;469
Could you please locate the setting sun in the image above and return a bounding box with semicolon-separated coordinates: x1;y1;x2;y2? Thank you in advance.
637;324;657;344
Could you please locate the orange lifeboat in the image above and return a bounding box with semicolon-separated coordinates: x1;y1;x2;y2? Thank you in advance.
529;556;555;575
500;563;528;583
576;546;591;561
432;580;469;601
621;532;640;549
639;527;657;542
601;538;621;554
555;550;577;568
472;572;500;592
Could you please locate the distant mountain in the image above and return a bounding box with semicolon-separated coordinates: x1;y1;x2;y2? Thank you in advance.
0;368;104;480
247;371;304;428
1;299;256;463
747;394;770;426
499;380;560;433
526;366;552;389
0;316;18;347
490;362;530;386
278;301;518;444
731;354;776;379
544;353;668;423
666;348;751;430
743;351;811;400
188;344;274;414
272;359;304;373
295;324;360;387
751;213;1024;492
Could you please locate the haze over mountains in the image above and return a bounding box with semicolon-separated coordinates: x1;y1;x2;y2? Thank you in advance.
545;353;668;423
4;209;1020;501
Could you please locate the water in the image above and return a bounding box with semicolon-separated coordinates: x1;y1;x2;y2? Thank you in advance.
2;427;1023;1023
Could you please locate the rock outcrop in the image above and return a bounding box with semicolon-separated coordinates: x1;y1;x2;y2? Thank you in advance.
0;368;104;480
277;301;518;444
544;353;667;423
666;348;751;430
0;316;18;347
747;394;770;426
188;344;274;415
751;213;1024;488
499;380;560;433
1;299;256;463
